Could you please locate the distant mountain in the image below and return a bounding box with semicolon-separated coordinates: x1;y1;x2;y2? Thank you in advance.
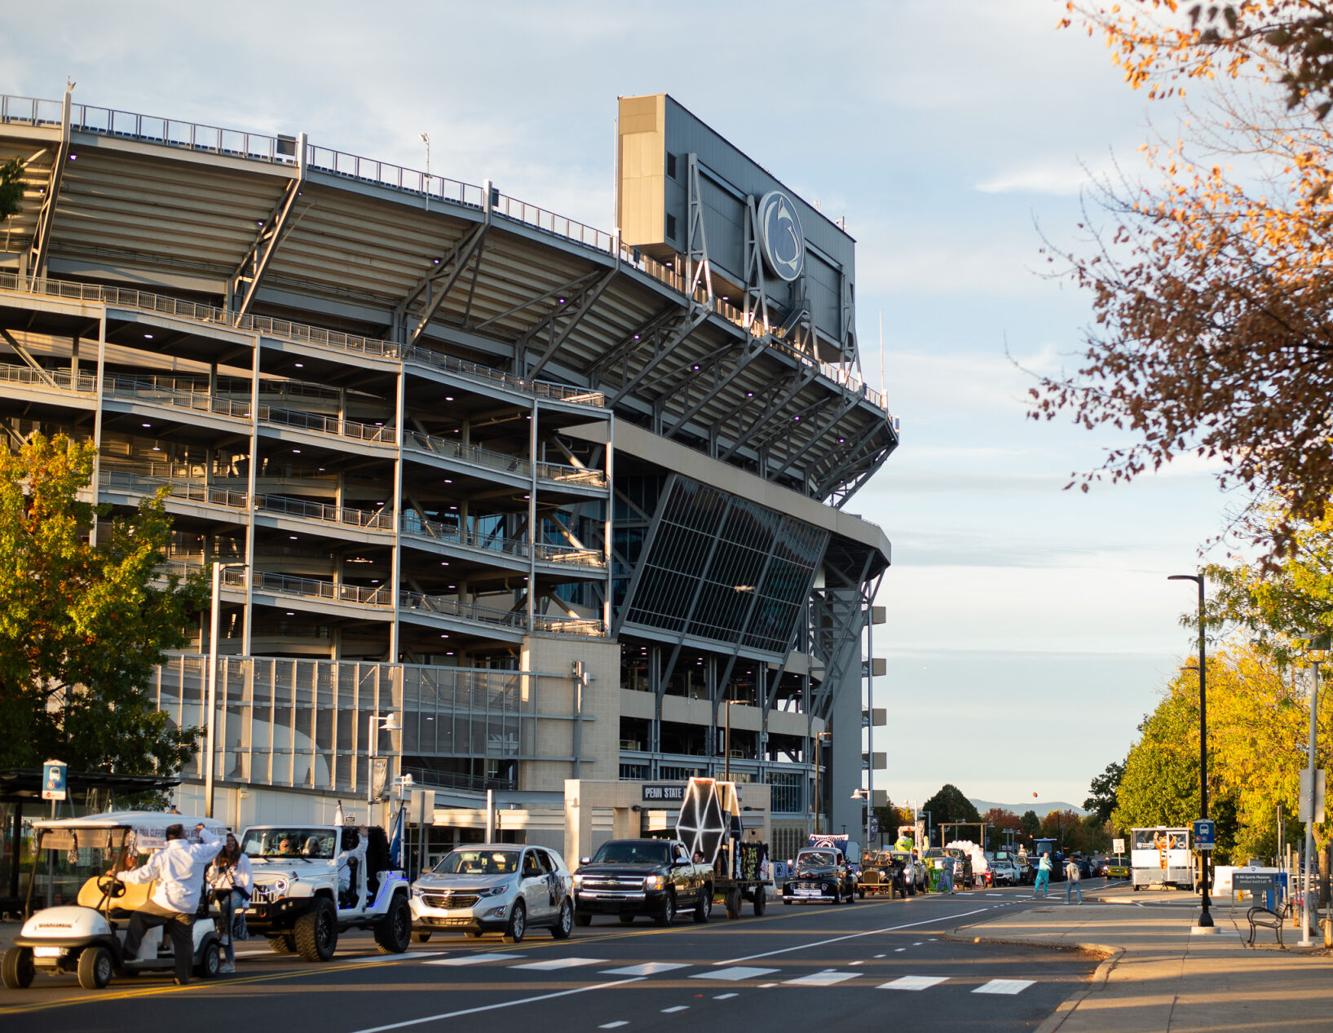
970;799;1087;819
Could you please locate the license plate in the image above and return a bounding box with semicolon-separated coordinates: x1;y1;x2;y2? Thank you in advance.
33;946;64;958
794;888;819;897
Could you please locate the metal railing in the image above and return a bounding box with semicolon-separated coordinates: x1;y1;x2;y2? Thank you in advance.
258;404;395;446
102;373;252;419
403;428;607;490
401;511;605;568
101;471;248;509
0;94;892;415
231;567;392;608
0;362;97;393
399;590;528;630
255;493;394;532
401;344;605;407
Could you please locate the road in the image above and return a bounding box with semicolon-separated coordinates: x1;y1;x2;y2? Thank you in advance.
0;881;1103;1033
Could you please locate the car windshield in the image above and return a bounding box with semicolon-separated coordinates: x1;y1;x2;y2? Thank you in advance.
798;850;838;867
591;841;671;865
242;828;335;860
433;850;520;876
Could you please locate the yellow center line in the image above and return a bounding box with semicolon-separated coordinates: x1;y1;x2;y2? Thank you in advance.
0;897;902;1016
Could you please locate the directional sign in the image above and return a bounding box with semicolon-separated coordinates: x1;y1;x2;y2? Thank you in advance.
1193;818;1216;851
41;759;67;802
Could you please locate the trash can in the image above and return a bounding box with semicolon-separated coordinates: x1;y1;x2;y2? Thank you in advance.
927;864;942;893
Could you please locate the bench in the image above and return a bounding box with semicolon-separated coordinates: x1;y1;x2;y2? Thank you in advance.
1246;904;1285;948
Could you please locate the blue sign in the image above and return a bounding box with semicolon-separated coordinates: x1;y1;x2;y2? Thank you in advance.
1193;818;1216;851
42;759;67;802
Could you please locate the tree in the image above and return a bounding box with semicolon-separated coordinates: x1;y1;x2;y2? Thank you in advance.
1038;1;1333;552
1020;809;1042;841
981;807;1023;850
1084;761;1125;824
922;784;981;831
0;433;205;775
0;157;21;223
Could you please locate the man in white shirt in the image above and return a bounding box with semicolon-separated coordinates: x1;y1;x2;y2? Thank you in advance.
116;823;223;984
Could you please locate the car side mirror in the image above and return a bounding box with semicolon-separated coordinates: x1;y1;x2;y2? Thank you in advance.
580;857;590;865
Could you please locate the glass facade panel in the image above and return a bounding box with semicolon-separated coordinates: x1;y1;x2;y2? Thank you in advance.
623;477;829;655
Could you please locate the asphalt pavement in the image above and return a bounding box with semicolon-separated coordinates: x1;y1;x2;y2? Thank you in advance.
0;882;1102;1033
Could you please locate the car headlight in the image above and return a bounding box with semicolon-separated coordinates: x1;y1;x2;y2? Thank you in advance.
572;874;583;888
486;884;509;897
644;875;666;890
410;885;424;898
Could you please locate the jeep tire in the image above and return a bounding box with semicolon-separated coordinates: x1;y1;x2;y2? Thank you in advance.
294;897;338;962
374;893;412;954
268;935;295;954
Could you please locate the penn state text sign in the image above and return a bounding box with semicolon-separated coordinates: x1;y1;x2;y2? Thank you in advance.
642;784;685;803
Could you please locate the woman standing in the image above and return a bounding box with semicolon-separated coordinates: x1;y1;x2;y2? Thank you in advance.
208;832;253;974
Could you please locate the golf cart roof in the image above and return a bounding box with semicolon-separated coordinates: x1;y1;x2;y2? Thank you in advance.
34;810;227;851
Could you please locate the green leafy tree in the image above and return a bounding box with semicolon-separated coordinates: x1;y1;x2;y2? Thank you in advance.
1020;809;1042;842
0;433;205;774
0;157;21;223
922;784;981;832
1084;761;1125;824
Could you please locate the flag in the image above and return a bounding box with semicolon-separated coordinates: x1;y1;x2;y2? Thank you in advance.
388;803;405;870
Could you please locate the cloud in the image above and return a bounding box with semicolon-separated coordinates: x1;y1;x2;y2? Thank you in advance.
975;160;1101;196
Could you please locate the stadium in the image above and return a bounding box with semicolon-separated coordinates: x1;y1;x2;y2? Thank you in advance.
0;88;895;864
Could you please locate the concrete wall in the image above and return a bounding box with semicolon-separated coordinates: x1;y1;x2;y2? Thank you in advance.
520;634;621;790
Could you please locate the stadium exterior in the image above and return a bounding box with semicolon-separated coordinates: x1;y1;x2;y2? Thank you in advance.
0;90;895;862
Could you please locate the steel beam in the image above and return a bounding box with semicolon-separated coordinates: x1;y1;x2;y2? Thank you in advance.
27;87;72;284
398;223;488;344
766;391;861;482
521;268;617;379
0;329;56;387
230;143;307;322
609;309;709;406
717;364;816;463
585;306;680;382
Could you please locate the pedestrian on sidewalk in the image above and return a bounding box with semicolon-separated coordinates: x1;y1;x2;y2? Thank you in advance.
114;822;223;985
1035;852;1052;897
208;832;253;974
1064;857;1083;904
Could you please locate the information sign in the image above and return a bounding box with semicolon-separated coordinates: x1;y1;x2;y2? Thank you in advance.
41;759;67;802
1193;818;1216;851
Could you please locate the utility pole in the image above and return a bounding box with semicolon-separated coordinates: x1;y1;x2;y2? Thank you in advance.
1169;572;1213;930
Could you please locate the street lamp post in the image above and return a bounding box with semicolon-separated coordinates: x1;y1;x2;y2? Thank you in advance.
1299;639;1328;946
1168;572;1213;930
367;710;403;818
205;561;248;819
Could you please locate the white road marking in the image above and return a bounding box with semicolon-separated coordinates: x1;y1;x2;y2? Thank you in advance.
693;966;781;981
345;977;646;1032
598;1023;628;1030
974;979;1035;995
874;953;886;959
426;952;524;966
510;957;607;971
343;951;446;964
717;908;991;964
661;1005;690;1014
713;992;738;1000
759;982;778;988
894;948;906;953
602;961;691;976
784;970;858;987
849;960;864;967
879;976;948;991
912;941;923;946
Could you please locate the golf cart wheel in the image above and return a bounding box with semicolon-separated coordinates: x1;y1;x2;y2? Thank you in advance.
2;946;34;989
753;887;767;915
505;900;527;943
268;935;295;954
551;899;574;940
196;938;221;979
374;893;412;954
414;931;432;944
77;946;113;990
294;898;338;962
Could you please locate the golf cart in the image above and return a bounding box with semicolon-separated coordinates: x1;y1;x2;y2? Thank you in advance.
2;811;228;990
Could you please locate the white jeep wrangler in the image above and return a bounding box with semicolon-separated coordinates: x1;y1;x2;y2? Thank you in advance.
238;823;411;961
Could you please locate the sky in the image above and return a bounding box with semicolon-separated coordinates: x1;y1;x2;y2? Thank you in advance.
1;0;1237;807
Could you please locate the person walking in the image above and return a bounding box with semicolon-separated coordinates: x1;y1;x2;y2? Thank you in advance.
1035;852;1052;897
115;822;223;984
207;832;253;974
1065;857;1083;904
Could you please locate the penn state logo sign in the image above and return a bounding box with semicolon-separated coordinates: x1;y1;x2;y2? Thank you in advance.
757;190;805;282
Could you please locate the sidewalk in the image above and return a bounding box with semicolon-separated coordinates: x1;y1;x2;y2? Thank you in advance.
955;885;1333;1033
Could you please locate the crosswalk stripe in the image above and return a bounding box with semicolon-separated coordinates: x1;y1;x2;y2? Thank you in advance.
879;975;948;991
784;970;857;987
598;1023;628;1030
427;952;524;966
510;957;607;971
602;962;691;976
661;1005;690;1013
973;979;1035;995
692;965;780;982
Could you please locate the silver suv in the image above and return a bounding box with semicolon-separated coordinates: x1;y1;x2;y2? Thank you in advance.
410;844;574;943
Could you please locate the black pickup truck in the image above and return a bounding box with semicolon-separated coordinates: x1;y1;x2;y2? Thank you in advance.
572;838;713;926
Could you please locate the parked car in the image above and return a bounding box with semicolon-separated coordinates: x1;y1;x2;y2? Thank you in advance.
572;838;712;926
990;858;1019;885
782;847;857;904
410;844;574;943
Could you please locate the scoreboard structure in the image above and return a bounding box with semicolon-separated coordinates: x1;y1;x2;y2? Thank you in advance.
617;93;856;365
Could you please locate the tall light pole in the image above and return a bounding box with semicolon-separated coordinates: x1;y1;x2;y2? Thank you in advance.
367;710;403;807
205;561;248;819
1299;637;1328;946
1168;572;1213;929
